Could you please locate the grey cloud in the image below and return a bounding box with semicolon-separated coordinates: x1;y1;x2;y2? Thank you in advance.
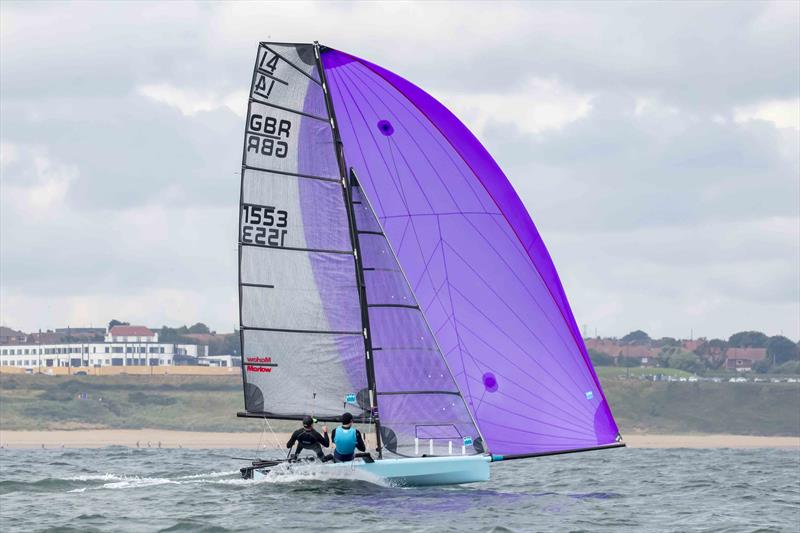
2;95;242;209
488;93;799;232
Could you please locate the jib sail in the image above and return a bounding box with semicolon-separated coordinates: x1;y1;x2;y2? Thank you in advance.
351;174;482;456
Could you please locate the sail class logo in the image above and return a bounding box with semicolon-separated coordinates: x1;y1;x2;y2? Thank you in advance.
246;356;277;373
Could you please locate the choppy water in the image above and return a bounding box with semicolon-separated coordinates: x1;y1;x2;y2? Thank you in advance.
0;447;798;532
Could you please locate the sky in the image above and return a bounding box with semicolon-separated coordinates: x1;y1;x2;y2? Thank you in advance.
1;1;798;341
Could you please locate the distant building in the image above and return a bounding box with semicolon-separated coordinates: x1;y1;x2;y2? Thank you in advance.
105;325;158;343
198;354;240;368
0;327;25;344
55;327;105;335
724;347;767;372
585;338;657;366
0;325;207;370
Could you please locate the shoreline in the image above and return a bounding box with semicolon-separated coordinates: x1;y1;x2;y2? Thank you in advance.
0;429;798;450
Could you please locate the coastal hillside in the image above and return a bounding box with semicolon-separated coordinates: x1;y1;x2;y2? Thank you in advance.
0;374;798;436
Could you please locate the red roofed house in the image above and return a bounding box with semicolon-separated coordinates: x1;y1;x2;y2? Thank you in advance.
724;347;767;372
105;326;158;343
584;338;658;366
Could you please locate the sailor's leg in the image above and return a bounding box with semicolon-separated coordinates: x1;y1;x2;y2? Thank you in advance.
309;443;325;460
291;443;305;460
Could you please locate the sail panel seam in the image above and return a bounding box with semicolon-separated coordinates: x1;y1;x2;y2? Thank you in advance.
240;241;352;255
242;325;362;335
248;98;328;122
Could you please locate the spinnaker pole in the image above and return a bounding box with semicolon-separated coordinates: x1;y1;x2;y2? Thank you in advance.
314;42;384;458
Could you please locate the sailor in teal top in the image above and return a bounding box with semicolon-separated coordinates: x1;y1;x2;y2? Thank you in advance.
331;412;366;462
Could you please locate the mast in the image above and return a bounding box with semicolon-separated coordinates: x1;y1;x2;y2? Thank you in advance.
314;42;384;458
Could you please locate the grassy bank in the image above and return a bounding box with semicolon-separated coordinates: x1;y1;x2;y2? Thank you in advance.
1;374;798;436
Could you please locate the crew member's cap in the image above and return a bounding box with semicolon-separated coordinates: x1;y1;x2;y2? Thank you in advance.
341;412;353;425
302;415;314;427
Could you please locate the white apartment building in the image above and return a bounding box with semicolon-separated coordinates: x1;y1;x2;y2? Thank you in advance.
0;326;208;370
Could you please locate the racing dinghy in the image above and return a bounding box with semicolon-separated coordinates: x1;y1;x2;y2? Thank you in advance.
236;42;624;486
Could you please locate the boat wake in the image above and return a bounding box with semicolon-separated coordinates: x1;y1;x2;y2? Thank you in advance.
254;461;390;487
63;471;242;492
61;466;387;492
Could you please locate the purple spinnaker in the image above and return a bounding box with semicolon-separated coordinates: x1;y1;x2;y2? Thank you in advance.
322;49;620;455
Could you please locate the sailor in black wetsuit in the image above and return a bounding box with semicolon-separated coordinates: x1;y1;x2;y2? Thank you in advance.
286;415;330;461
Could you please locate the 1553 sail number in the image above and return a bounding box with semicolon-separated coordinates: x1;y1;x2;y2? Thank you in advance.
241;203;288;247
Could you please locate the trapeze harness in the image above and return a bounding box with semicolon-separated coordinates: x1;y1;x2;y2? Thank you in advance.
332;425;358;462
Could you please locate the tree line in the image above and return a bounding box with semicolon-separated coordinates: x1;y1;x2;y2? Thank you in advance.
588;330;800;374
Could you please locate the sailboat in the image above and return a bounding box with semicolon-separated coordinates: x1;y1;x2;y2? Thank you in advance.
236;42;624;486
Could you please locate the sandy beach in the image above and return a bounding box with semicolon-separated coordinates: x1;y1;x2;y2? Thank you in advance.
1;429;797;450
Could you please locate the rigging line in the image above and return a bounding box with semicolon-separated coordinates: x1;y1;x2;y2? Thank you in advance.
443;239;597;398
345;57;597;382
453;310;595;421
263;416;285;451
345;63;492;213
324;68;387;215
329;67;412;217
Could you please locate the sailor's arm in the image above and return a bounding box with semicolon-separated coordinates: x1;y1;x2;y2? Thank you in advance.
319;425;330;447
286;429;300;448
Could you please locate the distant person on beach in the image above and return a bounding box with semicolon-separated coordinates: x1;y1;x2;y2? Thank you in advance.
330;412;366;462
286;415;329;461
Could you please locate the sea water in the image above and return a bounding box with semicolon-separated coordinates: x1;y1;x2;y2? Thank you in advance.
0;447;797;532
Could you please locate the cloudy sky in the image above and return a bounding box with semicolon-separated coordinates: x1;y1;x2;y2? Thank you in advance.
1;1;798;340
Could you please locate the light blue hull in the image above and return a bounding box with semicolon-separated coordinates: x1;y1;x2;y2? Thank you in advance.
253;455;491;486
